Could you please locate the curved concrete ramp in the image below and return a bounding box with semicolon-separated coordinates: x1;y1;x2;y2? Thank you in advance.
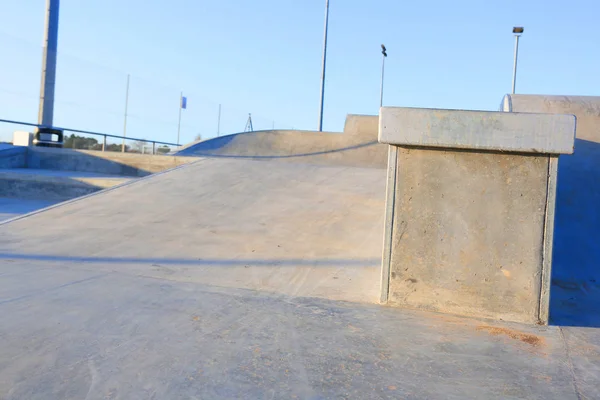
176;115;387;168
503;94;600;327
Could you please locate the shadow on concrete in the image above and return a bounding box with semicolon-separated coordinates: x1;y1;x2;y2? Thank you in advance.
0;173;107;202
26;147;156;177
549;139;600;328
0;198;58;223
0;253;379;268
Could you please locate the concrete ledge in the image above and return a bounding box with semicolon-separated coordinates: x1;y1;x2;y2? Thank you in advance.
379;106;572;324
379;107;576;154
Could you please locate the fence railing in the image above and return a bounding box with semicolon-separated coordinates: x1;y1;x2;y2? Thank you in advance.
0;118;180;155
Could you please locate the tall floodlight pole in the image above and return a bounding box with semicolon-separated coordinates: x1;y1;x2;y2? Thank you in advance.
317;0;329;131
38;0;60;127
380;44;387;108
511;27;524;94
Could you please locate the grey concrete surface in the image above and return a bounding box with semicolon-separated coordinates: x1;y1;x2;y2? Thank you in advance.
388;148;550;323
379;107;576;154
0;157;598;398
0;168;132;201
502;94;600;328
0;198;58;222
176;115;387;169
1;158;386;303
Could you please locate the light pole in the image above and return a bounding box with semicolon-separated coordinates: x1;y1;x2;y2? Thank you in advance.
318;0;329;132
511;27;524;94
38;0;60;127
380;44;387;108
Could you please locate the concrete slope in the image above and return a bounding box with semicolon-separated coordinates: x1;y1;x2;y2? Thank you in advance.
176;115;387;169
0;158;386;304
1;157;598;399
503;94;600;327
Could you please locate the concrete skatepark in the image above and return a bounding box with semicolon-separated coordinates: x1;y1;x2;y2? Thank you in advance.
0;102;599;399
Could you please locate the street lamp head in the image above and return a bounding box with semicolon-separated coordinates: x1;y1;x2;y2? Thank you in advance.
381;44;387;57
513;26;524;35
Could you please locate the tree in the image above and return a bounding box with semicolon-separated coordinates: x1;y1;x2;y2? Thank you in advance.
64;134;98;150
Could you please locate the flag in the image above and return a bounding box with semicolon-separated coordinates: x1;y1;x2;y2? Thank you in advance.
181;96;187;109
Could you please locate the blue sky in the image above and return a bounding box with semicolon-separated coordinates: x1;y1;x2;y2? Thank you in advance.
1;0;598;145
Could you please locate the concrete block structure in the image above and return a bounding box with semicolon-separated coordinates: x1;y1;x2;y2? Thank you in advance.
501;95;600;326
379;107;576;324
12;131;33;147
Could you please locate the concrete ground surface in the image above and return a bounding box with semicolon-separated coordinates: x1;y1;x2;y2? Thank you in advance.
0;197;58;222
0;125;599;399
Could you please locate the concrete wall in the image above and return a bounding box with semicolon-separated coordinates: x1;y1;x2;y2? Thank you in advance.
0;147;27;169
502;94;600;142
503;94;600;326
26;147;198;176
343;114;379;139
389;148;551;323
379;107;576;324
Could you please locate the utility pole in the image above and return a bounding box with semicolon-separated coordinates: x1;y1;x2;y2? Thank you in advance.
122;74;130;152
317;0;329;131
38;0;60;127
512;27;524;94
380;44;387;108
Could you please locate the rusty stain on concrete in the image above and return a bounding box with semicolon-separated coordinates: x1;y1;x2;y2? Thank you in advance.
476;325;545;347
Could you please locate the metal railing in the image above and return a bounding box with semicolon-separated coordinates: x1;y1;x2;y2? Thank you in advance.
0;118;180;155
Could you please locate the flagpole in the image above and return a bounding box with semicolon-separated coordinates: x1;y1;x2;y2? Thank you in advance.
177;91;182;146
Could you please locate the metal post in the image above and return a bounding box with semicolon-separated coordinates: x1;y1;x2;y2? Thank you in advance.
38;0;60;127
122;73;130;152
152;141;156;155
380;50;386;108
511;27;524;94
317;0;329;131
217;103;221;137
177;91;182;145
102;135;106;152
511;35;520;94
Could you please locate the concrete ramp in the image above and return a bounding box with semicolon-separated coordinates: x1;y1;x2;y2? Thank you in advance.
0;157;386;303
177;115;387;168
502;94;600;327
